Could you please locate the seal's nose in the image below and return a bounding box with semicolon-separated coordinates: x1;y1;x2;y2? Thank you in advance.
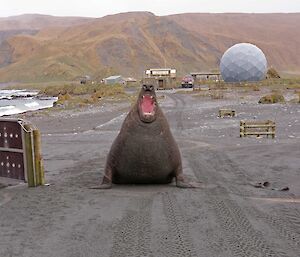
143;84;154;91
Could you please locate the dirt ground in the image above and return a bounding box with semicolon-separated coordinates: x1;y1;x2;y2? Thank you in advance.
0;88;299;257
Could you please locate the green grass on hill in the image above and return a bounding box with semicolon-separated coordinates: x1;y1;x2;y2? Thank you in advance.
6;82;129;109
43;83;128;108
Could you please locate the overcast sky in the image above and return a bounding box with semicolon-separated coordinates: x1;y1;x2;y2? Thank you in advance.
1;0;300;18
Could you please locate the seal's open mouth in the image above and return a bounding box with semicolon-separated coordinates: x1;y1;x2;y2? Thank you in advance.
141;95;155;116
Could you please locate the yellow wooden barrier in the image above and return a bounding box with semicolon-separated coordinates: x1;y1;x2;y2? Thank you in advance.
240;120;275;138
23;124;36;187
23;123;45;187
219;109;236;118
33;129;45;185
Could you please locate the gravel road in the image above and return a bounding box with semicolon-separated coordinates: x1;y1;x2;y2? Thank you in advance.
0;90;299;257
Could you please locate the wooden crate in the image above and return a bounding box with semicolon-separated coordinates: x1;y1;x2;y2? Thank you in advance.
240;120;275;138
219;109;236;118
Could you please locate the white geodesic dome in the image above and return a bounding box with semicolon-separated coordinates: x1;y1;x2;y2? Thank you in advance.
220;43;267;83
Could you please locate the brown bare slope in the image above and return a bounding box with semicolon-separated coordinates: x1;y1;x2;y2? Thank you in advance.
0;14;93;45
168;13;300;75
0;14;93;30
0;12;299;82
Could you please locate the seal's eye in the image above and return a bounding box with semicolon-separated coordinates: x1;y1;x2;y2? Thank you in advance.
142;84;154;91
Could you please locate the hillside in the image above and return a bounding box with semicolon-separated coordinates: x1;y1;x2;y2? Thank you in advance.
0;14;93;30
0;14;93;45
169;13;300;75
0;12;299;82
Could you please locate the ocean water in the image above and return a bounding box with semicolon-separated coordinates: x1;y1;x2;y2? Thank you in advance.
0;90;57;116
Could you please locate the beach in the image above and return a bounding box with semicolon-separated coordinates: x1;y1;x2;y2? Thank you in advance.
0;89;57;116
0;89;299;257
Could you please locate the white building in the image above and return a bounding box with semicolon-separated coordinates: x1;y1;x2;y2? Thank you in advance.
103;75;125;85
145;68;176;78
144;68;177;89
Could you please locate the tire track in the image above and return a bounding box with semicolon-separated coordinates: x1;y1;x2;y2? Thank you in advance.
212;187;289;257
195;150;252;197
109;197;154;257
187;150;295;257
0;192;12;207
249;207;300;247
166;94;185;131
280;207;300;231
158;192;198;257
201;150;300;250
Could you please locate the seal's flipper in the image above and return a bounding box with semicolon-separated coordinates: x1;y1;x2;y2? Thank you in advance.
176;179;201;188
98;165;113;189
175;172;201;188
90;184;112;189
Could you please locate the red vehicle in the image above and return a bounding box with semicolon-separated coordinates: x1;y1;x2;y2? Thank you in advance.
181;75;194;88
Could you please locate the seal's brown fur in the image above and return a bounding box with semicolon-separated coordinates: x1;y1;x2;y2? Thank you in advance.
100;84;193;188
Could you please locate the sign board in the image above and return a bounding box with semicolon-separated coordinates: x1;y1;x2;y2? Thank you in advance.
0;119;26;181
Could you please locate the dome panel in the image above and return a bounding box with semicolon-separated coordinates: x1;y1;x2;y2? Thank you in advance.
220;43;267;82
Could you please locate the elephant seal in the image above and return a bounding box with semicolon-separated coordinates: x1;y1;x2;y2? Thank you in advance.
99;84;195;189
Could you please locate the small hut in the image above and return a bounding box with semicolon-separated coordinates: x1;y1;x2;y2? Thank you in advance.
143;68;176;89
103;75;125;85
190;72;221;82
